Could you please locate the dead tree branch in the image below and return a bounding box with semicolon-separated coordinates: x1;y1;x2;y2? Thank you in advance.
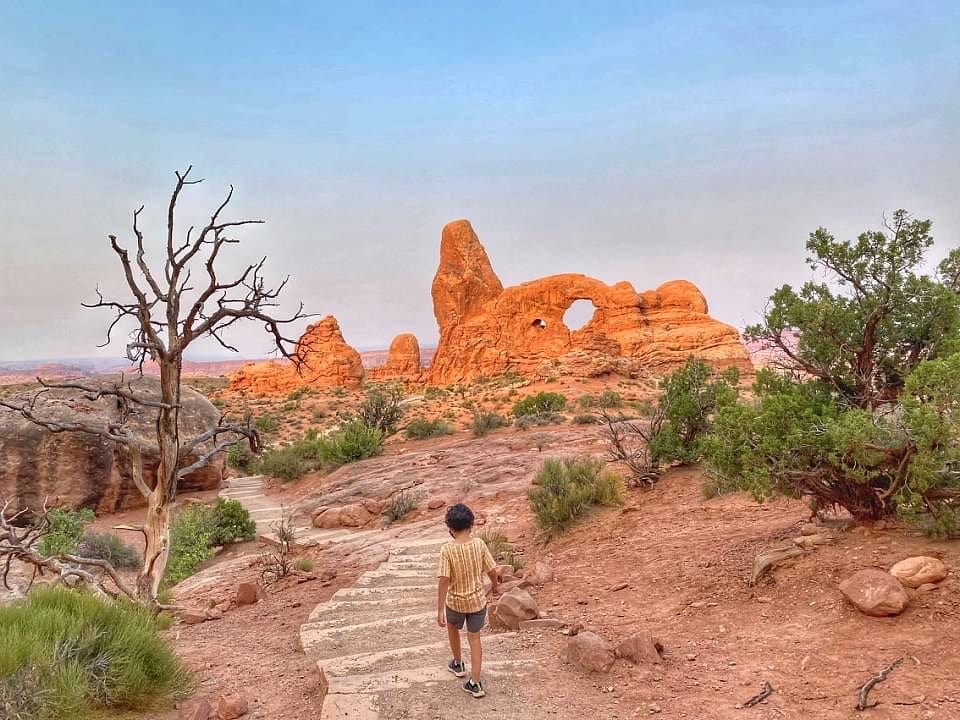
597;408;661;486
739;680;775;708
857;657;904;710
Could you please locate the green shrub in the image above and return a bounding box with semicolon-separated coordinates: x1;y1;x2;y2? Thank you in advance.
254;414;279;433
256;447;306;482
314;420;384;467
383;490;422;523
76;532;140;569
477;527;512;558
575;394;597;410
598;390;623;409
424;386;449;400
208;498;257;545
293;557;314;572
512;392;567;417
164;505;214;588
359;384;404;435
37;508;95;558
572;413;599;425
281;401;297;412
286;388;307;402
471;408;508;436
403;417;454;440
528;457;624;537
515;412;567;430
0;587;190;718
226;442;255;472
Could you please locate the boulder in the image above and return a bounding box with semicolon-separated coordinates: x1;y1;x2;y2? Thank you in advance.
494;564;516;582
838;569;909;617
565;631;616;674
0;375;225;514
216;694;249;720
312;503;376;529
368;333;423;382
229;315;363;394
491;587;539;630
235;582;261;606
427;497;447;510
615;631;664;665
427;219;752;384
889;556;947;588
520;561;554;587
181;609;208;625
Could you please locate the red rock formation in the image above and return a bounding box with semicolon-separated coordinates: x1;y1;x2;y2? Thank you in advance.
368;333;423;382
229;315;363;393
428;219;751;384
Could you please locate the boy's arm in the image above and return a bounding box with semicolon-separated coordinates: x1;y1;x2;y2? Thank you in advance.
437;577;450;627
486;568;500;597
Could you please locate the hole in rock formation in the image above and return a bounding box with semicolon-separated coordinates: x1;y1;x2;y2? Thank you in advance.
531;318;547;329
562;299;597;331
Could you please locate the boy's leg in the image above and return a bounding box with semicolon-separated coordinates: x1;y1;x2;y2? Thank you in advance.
466;631;482;683
447;622;462;662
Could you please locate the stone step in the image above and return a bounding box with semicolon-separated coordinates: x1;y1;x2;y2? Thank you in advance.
388;552;440;564
307;597;435;625
326;658;531;695
303;612;439;659
332;585;435;601
354;570;436;588
380;560;435;571
388;539;448;556
320;633;522;678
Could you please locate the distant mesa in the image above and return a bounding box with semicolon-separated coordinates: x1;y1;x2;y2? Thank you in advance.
228;219;751;393
368;333;423;383
229;315;363;394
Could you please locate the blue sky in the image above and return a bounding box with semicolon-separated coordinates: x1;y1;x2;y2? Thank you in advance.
1;1;958;360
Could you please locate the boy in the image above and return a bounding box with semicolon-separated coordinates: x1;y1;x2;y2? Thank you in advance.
436;503;499;698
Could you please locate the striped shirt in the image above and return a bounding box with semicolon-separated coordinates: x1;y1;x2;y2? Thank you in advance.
437;537;496;614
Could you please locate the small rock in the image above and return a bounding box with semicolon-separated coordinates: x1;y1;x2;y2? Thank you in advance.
800;523;820;536
838;569;909;616
917;583;939;592
889;556;948;588
427;497;446;510
235;582;261;606
217;694;249;720
610;582;629;592
319;569;337;583
181;609;207;625
518;618;566;631
494;564;516;582
520;561;554;587
689;600;707;609
648;703;662;714
615;631;664;665
490;587;539;630
179;698;212;720
565;631;616;674
203;608;224;621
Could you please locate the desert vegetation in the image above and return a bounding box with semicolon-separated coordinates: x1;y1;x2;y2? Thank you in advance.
528;457;625;537
164;500;257;587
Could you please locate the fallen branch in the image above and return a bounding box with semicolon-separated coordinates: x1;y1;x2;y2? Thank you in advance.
857;657;904;711
749;544;804;586
739;680;775;708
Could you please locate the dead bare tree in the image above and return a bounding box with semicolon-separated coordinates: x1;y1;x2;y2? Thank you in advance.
0;167;309;604
596;407;662;486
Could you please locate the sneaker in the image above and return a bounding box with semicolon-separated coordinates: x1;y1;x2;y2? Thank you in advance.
463;679;486;698
447;660;466;678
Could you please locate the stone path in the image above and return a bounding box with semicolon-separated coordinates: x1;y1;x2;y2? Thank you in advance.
220;475;545;718
300;538;544;719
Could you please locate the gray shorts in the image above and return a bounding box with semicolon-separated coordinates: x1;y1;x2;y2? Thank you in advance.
445;605;487;633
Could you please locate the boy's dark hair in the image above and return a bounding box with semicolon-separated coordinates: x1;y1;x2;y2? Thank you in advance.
445;503;475;532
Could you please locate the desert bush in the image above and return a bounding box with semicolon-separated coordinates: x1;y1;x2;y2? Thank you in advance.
208;498;257;545
294;557;314;572
0;586;190;718
515;411;566;430
255;446;307;482
76;531;140;569
359;384;404;435
471;408;508;436
598;390;622;408
647;357;739;465
226;442;256;472
281;401;297;412
315;420;384;467
528;457;624;536
512;391;566;417
260;512;296;584
286;388;307;402
383;490;422;523
476;527;512;558
37;508;95;558
572;413;599;425
403;417;454;440
254;414;279;433
575;394;597;410
163;504;214;587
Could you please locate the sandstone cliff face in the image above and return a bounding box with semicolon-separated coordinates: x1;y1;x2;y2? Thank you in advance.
0;376;224;514
428;220;751;384
229;315;363;394
368;333;423;382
